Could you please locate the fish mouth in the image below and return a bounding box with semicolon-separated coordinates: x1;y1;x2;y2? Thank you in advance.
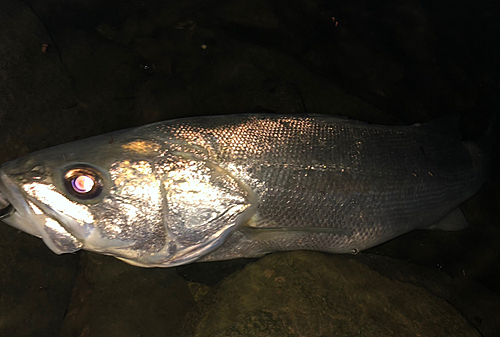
0;170;83;254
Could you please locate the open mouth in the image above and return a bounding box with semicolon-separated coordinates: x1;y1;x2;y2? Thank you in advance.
0;171;43;236
0;171;83;254
0;190;14;220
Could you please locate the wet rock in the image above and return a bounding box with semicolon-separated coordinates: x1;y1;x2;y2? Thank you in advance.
353;253;500;337
190;251;481;337
59;252;196;337
0;226;79;337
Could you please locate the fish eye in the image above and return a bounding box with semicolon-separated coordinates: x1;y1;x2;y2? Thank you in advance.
63;166;103;200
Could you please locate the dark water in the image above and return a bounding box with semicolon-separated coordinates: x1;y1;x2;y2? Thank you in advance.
0;0;498;336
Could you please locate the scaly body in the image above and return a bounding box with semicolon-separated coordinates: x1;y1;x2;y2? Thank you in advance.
0;115;485;267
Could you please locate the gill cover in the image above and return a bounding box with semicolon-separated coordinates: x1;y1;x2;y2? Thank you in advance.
129;152;257;267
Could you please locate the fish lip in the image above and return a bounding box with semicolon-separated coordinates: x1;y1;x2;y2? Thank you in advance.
0;170;82;253
0;170;43;237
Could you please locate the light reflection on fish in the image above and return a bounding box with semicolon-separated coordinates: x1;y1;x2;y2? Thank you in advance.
0;114;485;267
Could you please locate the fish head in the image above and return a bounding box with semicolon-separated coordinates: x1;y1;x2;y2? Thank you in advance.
0;131;256;267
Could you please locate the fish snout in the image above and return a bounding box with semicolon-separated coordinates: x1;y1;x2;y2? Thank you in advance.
0;169;83;254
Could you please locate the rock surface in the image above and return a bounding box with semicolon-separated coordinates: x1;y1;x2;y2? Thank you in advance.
189;252;482;337
58;252;195;337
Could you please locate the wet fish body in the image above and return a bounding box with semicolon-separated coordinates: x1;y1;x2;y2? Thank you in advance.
0;115;485;267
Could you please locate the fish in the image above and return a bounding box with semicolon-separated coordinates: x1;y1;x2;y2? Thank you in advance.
0;114;486;267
